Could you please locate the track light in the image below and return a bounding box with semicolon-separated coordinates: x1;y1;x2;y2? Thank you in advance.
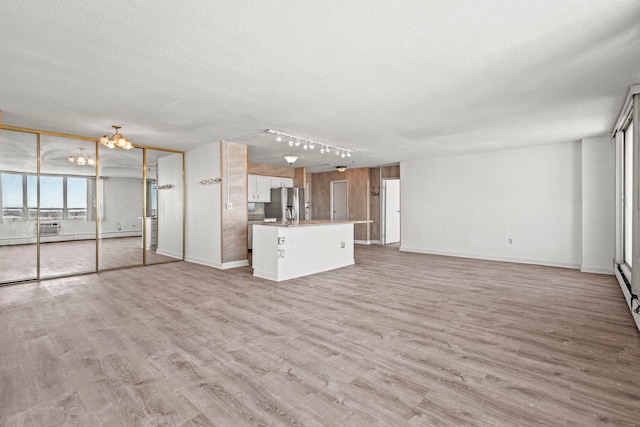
266;129;354;160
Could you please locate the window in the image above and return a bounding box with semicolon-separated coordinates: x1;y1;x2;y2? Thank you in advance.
67;177;88;220
1;173;24;221
623;123;633;268
0;173;94;221
39;176;63;219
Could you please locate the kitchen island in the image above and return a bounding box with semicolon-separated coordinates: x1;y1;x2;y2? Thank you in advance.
252;220;369;282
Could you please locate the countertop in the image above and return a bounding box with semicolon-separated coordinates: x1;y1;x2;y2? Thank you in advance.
255;219;372;227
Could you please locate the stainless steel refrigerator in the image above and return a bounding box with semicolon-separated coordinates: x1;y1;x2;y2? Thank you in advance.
264;187;306;221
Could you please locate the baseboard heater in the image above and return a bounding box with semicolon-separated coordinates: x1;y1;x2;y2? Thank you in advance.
39;222;60;236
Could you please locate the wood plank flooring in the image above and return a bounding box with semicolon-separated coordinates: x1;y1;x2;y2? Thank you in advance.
0;237;178;283
1;245;639;426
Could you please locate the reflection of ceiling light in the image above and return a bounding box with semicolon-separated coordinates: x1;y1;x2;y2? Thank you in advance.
67;148;95;166
336;166;347;172
97;125;133;150
283;155;299;165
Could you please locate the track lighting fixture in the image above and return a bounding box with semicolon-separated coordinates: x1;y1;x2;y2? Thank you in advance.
266;129;354;160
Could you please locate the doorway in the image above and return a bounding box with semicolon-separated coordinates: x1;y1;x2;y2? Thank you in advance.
331;180;348;220
383;178;400;244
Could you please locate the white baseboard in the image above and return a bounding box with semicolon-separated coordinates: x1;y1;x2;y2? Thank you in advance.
221;260;249;269
184;256;223;269
355;240;381;245
399;246;581;270
156;248;183;260
184;256;249;270
580;266;614;275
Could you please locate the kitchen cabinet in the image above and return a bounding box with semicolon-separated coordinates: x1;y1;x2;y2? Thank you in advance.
270;177;294;188
248;174;272;202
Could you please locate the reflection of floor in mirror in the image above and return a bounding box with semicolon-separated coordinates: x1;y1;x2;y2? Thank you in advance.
0;237;178;283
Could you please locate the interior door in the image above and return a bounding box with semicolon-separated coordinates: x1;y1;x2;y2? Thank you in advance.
383;179;400;244
331;181;348;220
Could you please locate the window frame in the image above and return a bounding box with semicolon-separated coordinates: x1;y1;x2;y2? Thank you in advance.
0;171;94;222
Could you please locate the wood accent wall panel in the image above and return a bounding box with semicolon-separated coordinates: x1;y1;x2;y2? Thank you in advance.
310;168;370;240
370;168;381;241
247;162;295;178
381;165;400;178
221;141;248;263
293;167;306;188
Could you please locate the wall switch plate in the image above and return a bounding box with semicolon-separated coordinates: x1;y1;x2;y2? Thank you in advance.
225;202;233;210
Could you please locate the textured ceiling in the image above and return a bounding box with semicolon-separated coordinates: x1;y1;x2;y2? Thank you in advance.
1;1;639;171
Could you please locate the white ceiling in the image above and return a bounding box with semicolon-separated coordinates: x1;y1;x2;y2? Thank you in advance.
1;1;639;171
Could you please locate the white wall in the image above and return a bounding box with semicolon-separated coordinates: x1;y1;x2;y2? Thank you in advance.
401;142;583;268
101;177;143;237
581;137;615;273
156;153;184;259
185;142;222;267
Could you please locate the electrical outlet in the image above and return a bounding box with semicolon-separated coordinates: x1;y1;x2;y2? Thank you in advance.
225;202;233;210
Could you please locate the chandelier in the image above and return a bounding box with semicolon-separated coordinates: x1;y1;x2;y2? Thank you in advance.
97;125;133;150
67;148;95;166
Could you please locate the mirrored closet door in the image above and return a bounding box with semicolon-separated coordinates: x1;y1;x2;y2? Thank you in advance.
97;146;144;270
39;136;97;278
0;130;38;283
0;125;184;285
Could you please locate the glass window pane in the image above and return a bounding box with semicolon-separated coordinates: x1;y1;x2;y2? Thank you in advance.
67;177;88;220
67;177;87;208
2;174;23;220
40;176;63;219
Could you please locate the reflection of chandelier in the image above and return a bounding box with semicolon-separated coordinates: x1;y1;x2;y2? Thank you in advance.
97;125;133;150
67;148;95;166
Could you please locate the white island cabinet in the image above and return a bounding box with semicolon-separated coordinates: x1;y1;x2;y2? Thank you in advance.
252;221;360;282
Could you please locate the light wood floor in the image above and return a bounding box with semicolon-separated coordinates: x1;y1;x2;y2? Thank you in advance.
1;245;639;426
0;237;178;283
